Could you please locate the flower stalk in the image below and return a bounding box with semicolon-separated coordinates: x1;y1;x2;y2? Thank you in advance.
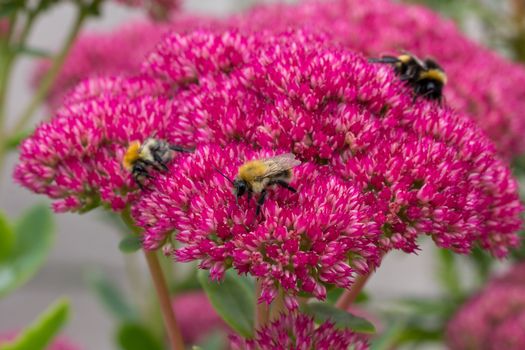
335;273;371;311
255;280;269;330
143;251;185;350
121;209;185;350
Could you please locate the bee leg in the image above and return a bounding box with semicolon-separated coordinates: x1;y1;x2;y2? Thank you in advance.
170;145;194;153
247;191;253;203
132;165;152;191
152;152;169;171
142;159;163;172
273;180;297;193
256;190;267;216
132;174;145;191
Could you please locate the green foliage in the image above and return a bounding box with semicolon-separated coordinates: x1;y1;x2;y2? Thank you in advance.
0;298;70;350
115;323;163;350
436;248;462;298
0;0;24;17
326;287;369;305
469;247;493;284
197;269;254;338
302;302;375;334
87;269;138;322
0;204;54;297
4;129;32;150
370;322;406;350
193;331;226;350
118;236;142;253
0;210;15;262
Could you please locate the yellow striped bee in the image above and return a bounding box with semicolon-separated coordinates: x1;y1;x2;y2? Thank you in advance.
123;138;193;189
369;53;447;102
216;153;301;215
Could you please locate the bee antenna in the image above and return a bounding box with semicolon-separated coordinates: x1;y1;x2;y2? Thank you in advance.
213;166;235;185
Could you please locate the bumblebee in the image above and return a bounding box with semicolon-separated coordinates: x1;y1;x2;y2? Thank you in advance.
216;153;301;215
369;53;447;102
122;138;193;189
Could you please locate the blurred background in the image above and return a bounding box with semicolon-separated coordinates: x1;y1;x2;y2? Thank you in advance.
0;0;523;349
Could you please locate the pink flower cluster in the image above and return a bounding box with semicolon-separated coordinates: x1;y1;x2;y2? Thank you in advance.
229;0;525;159
16;28;522;304
171;291;228;344
35;0;525;158
446;262;525;350
131;30;519;303
230;313;368;350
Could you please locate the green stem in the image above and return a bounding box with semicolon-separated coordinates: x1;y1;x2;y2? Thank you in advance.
11;3;89;135
121;209;185;350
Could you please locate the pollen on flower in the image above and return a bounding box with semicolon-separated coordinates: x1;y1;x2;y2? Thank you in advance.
229;312;369;350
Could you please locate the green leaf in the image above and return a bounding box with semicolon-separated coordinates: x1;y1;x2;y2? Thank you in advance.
0;298;70;350
0;204;54;297
193;331;226;350
469;246;494;285
436;248;462;298
118;236;142;253
115;323;163;350
397;297;460;320
0;1;24;17
326;288;368;305
4;129;32;150
197;269;254;338
370;322;406;350
87;270;137;321
302;302;375;334
0;210;15;262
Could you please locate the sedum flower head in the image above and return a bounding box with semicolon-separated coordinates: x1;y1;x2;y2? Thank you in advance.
230;312;369;350
15;28;521;303
14;88;192;212
171;291;228;344
446;262;525;350
127;29;522;304
230;0;525;158
133;144;380;301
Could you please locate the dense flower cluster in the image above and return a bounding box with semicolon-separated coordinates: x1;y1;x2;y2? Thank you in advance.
16;28;522;303
0;332;80;350
35;0;525;158
14;91;187;212
230;313;369;350
446;262;525;350
229;0;525;159
171;291;227;343
131;30;520;303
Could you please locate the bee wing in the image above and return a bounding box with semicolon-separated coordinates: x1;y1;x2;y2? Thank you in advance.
261;153;301;178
